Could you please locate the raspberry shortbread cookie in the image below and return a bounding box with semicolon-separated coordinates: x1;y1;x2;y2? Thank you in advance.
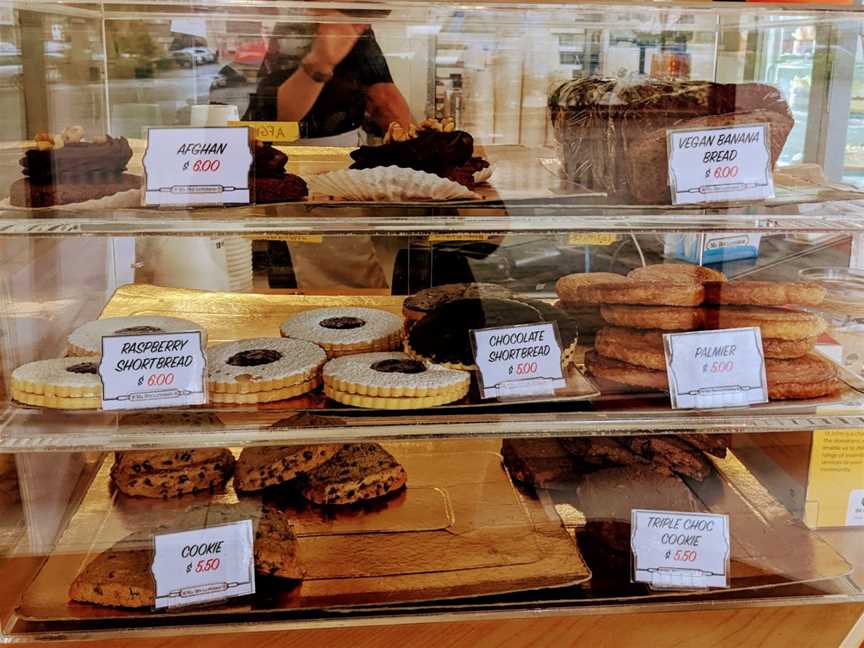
207;338;326;403
11;356;102;409
67;316;206;356
280;307;402;358
323;351;470;409
302;443;407;505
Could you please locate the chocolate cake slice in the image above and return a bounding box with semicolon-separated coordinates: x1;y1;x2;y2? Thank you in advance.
576;465;705;553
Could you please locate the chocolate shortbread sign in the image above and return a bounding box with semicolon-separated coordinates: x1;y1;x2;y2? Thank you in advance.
472;323;566;399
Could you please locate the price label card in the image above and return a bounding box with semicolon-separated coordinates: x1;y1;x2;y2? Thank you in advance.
228;121;300;143
99;331;207;410
151;521;255;609
631;510;730;590
471;322;567;399
143;127;252;206
667;123;774;204
664;327;768;409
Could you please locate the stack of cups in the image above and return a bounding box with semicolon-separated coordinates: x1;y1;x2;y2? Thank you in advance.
222;238;254;292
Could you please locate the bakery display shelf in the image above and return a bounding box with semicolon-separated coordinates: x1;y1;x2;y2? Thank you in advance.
2;440;857;639
4;282;864;451
10;440;588;632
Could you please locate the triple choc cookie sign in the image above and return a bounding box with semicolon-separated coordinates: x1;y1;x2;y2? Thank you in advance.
98;331;207;410
471;323;567;399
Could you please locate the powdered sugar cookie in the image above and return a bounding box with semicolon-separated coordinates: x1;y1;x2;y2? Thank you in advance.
67;316;206;356
207;338;326;401
323;352;469;408
12;357;102;408
280;307;402;358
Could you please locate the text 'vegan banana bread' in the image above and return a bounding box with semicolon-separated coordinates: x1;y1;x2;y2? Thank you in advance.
548;79;794;204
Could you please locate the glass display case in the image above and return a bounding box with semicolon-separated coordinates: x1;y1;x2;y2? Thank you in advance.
2;0;864;643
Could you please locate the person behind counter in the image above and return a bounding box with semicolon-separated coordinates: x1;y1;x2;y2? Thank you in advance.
244;11;413;292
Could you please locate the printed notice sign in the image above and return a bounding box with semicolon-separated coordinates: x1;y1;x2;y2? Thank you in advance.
631;510;730;590
664;327;768;409
667;123;774;204
228;121;300;143
152;521;255;609
99;331;207;410
471;322;566;399
143;127;253;205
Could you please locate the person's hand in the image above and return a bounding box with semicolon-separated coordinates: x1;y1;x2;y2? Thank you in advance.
303;22;368;76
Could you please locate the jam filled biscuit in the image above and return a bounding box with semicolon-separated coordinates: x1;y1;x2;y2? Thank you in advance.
555;272;629;305
703;281;826;307
406;298;544;369
301;443;407;505
236;444;343;491
402;282;513;323
578;281;705;306
279;307;402;358
207;337;326;402
627;263;726;284
600;304;706;331
704;306;827;340
12;357;102;409
323;351;470;408
67;316;206;357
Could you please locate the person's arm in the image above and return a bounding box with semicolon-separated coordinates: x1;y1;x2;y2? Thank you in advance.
275;21;367;122
366;82;413;132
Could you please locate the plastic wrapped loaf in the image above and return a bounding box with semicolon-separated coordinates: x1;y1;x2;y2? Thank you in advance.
548;78;795;204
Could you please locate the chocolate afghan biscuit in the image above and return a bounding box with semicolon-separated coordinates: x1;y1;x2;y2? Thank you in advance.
407;298;544;368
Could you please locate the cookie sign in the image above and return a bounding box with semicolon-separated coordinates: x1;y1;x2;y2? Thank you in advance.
667;123;774;204
663;327;768;409
152;520;255;609
631;510;730;589
99;331;207;410
143;127;252;205
471;322;566;399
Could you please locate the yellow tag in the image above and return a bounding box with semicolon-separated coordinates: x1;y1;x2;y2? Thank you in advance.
229;121;300;143
803;429;864;528
567;233;619;246
275;235;323;244
428;233;491;243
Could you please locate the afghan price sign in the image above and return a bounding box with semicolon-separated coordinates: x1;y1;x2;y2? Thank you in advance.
151;520;255;609
631;510;730;590
471;322;566;399
98;331;207;410
143;127;253;206
228;120;300;143
663;327;768;409
667;123;774;204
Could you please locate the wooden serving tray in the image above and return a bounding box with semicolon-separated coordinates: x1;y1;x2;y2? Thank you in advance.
17;440;590;625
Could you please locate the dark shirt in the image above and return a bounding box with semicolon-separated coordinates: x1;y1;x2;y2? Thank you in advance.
243;23;393;138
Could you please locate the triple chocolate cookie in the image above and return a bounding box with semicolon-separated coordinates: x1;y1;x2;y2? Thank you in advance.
207;337;326;404
323;351;470;409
